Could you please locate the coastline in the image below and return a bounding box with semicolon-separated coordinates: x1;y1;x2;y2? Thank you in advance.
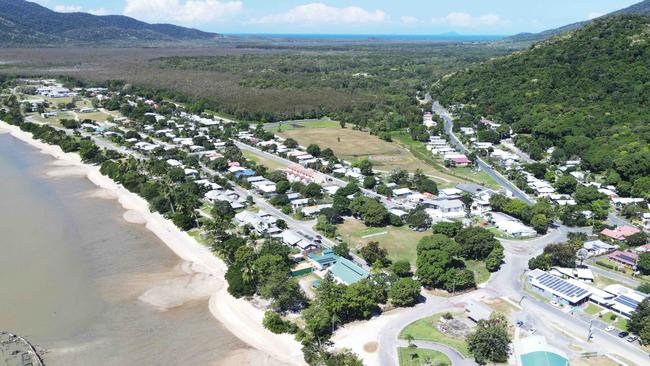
0;121;305;366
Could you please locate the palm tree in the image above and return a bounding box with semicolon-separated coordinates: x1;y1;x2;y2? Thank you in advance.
405;333;415;347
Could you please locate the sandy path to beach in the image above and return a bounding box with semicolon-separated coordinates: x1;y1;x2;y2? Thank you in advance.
0;121;305;366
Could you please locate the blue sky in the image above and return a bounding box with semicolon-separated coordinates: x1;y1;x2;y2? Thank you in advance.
33;0;641;35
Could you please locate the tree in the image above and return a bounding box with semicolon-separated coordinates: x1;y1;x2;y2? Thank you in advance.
284;138;298;148
431;221;462;237
276;180;290;194
528;254;552;270
307;144;321;157
304;183;323;198
390;260;412;277
363;175;377;189
416;248;451;289
356;159;373;176
555;175;578;194
212;200;235;220
467;314;511;365
530;214;549;234
638;253;650;275
454;227;499;260
627;232;648;247
405;208;432;231
629;298;650;344
332;242;351;259
263;311;298;334
388;278;421;307
485;244;504;272
574;186;606;205
359;242;390;267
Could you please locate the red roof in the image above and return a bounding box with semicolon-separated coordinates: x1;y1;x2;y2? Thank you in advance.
608;250;638;266
452;156;471;164
601;226;641;241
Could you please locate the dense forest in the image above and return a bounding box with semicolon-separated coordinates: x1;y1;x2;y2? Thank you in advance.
436;15;650;195
155;44;510;129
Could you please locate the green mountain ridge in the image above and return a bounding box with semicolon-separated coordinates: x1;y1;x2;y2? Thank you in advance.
501;0;650;44
0;0;219;46
435;15;650;196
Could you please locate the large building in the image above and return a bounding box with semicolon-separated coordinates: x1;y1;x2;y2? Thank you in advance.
527;269;590;306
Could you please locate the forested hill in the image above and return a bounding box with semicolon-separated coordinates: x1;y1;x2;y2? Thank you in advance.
502;0;650;43
435;15;650;194
0;0;218;46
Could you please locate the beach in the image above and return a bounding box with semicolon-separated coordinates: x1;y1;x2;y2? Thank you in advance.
0;121;305;365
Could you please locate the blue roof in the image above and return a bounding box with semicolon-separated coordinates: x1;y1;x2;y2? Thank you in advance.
329;257;369;285
536;272;588;299
234;169;256;178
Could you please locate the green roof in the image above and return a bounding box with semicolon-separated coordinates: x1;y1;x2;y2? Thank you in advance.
330;257;369;285
520;352;569;366
308;249;338;266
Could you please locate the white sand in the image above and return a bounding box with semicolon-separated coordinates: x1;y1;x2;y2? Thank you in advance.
0;121;306;366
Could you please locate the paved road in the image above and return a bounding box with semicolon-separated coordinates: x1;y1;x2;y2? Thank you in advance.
431;102;535;205
588;263;642;288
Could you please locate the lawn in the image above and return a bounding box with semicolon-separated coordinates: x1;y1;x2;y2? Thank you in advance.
464;260;490;285
399;312;471;357
242;150;288;171
398;347;451;366
337;219;429;264
583;303;603;316
450;167;501;191
279;126;466;186
600;312;628;331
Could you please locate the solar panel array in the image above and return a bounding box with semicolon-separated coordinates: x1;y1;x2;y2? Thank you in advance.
535;273;589;299
614;295;640;310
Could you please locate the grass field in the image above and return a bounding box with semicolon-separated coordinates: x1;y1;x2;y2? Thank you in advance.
270;119;340;133
78;111;110;122
279;126;467;186
584;303;603;316
242;150;288;171
397;347;451;366
464;260;490;285
399;312;471;357
337;219;429;264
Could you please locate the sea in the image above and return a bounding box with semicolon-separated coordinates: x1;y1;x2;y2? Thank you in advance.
0;133;249;365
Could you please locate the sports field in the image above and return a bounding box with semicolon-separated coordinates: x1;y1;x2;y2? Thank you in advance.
279;124;465;187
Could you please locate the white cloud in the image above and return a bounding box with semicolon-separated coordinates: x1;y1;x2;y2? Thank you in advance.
432;12;503;27
89;8;110;16
123;0;243;24
400;16;419;25
250;3;386;25
54;5;82;13
587;12;604;20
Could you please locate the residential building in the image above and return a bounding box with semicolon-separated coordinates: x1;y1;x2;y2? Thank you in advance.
601;225;641;241
328;257;369;285
308;249;339;270
607;250;638;267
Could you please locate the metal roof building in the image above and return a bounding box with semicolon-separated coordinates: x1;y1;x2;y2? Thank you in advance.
528;269;590;306
329;257;369;285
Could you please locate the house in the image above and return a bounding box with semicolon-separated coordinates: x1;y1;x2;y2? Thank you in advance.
308;249;339;270
600;226;641;241
490;212;536;238
439;188;462;199
465;301;493;323
582;240;617;256
611;197;645;210
302;204;333;217
328;257;369;285
392;188;413;198
549;267;594;282
234;211;280;235
607;251;638;267
281;230;319;252
233;169;256;178
389;209;408;218
426;199;465;220
286;164;326;184
451;156;472;167
643;213;650;230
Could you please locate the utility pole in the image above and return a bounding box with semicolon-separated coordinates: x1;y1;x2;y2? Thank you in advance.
587;320;594;342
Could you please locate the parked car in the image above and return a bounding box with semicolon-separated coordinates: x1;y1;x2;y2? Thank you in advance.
550;301;559;307
618;331;629;338
627;336;638;343
528;328;537;335
604;326;615;332
516;320;524;327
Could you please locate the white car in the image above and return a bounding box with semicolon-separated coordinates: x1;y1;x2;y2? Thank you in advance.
550;301;559;307
528;328;537;335
604;326;615;332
